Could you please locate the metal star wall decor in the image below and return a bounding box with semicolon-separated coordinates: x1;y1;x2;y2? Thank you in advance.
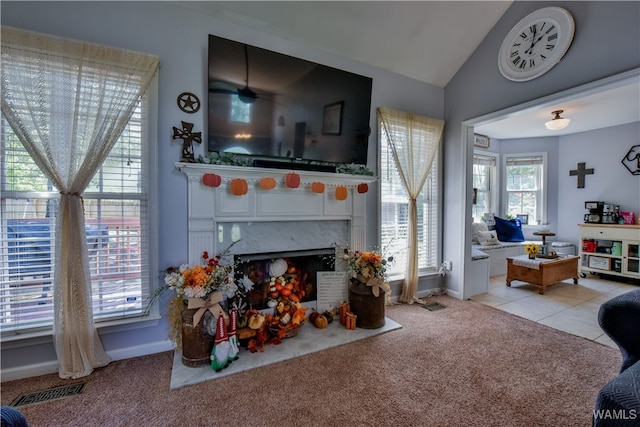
177;92;200;113
172;121;202;162
569;162;594;189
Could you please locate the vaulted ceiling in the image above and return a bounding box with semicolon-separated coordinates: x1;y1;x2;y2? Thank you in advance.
172;1;639;139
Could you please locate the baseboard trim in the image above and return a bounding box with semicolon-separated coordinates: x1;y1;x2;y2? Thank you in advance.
1;340;175;382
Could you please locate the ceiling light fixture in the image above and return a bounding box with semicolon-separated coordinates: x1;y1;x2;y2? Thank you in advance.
545;110;571;130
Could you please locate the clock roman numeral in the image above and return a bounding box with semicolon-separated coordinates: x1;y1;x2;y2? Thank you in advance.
546;44;555;50
512;56;522;66
519;59;526;69
545;25;556;34
548;32;558;41
520;31;528;39
511;50;519;57
529;24;537;33
529;59;536;67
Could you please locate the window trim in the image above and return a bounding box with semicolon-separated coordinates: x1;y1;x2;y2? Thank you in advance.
502;151;548;225
472;151;499;222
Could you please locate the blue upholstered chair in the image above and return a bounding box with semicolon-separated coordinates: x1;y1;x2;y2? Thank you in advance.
593;289;640;426
0;406;28;427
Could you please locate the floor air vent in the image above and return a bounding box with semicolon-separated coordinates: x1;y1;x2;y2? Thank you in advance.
11;382;86;407
423;302;447;312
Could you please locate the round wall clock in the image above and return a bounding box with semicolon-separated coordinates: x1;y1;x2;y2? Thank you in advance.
498;6;575;82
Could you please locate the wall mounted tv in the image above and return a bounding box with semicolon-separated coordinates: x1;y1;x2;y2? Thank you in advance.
208;35;372;170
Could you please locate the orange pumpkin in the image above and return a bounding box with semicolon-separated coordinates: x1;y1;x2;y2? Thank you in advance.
311;181;325;194
285;172;301;189
357;183;369;194
335;186;348;201
314;315;328;329
202;173;222;188
230;178;248;196
259;176;277;190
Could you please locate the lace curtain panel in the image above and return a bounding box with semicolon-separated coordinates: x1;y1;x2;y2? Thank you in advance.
377;107;444;303
1;26;159;379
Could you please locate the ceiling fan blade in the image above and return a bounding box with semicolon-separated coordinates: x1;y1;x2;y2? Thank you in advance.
209;88;237;95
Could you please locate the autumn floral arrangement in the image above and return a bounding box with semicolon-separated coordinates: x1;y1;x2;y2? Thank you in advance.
147;243;241;346
524;243;540;259
342;247;393;300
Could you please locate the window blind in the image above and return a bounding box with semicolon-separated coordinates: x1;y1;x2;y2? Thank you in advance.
380;127;439;276
1;105;151;333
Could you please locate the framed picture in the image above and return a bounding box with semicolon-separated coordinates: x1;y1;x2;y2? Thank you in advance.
322;101;344;135
483;212;495;226
516;214;529;225
474;133;490;148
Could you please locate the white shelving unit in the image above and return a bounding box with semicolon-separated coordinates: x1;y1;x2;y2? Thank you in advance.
578;224;640;280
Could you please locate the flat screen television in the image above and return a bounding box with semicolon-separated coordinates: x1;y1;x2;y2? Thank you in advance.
208;35;372;170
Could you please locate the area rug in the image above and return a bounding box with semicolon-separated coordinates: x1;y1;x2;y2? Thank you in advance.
170;316;401;389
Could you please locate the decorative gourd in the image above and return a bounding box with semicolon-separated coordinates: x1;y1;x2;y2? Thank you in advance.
248;313;265;330
357;183;369;194
323;311;334;324
314;315;328;329
230;178;248;196
202;173;222;188
311;182;325;194
280;288;292;297
269;258;288;277
285;172;301;189
259;176;277;190
309;310;320;324
335;186;348;201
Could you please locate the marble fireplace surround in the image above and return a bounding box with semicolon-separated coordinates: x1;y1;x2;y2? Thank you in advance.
177;162;378;297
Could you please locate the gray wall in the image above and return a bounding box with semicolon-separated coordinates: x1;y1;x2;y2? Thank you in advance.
557;122;640;243
1;1;444;377
443;1;640;298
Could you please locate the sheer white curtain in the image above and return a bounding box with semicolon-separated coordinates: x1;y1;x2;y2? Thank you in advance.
377;107;444;304
1;26;159;378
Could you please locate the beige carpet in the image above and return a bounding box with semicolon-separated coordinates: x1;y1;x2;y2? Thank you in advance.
1;295;619;426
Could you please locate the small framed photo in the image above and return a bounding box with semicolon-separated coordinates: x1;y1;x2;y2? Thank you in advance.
474;133;490;148
483;212;495;226
322;101;344;135
516;214;529;225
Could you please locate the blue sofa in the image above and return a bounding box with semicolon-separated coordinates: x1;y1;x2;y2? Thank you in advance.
593;289;640;426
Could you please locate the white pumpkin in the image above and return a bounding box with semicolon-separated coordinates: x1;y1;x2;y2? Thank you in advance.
269;258;288;277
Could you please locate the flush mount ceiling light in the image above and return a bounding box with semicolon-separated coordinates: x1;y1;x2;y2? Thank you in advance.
545;110;571;130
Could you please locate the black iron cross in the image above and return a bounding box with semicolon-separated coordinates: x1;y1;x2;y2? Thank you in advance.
172;121;202;162
569;162;594;189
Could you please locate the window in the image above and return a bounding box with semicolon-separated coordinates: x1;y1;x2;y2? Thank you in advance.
230;96;252;123
380;125;439;277
1;102;153;335
504;153;547;224
472;153;498;222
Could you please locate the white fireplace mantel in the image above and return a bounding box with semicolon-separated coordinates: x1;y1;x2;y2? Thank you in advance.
176;162;377;263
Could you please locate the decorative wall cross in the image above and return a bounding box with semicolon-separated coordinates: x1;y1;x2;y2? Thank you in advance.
569;162;594;189
172;121;202;162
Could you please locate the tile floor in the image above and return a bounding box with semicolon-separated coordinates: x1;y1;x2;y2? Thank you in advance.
471;274;638;349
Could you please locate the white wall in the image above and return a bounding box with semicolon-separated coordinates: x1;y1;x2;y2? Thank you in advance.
0;1;444;378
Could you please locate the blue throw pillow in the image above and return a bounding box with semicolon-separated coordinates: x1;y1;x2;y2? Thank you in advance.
494;217;525;242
